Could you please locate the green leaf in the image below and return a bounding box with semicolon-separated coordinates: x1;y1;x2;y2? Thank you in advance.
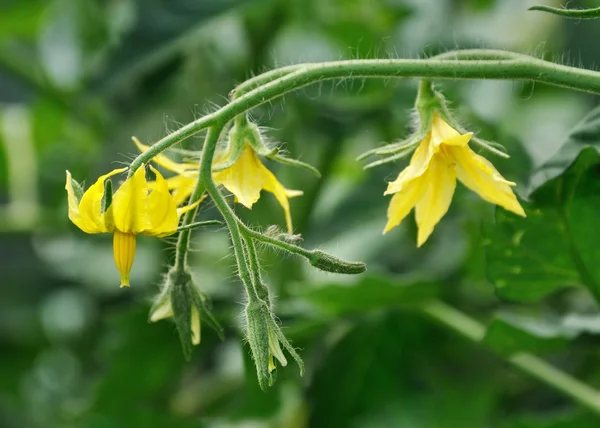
483;205;579;302
96;0;256;93
300;275;441;315
484;144;600;302
528;106;600;195
502;410;599;428
483;314;571;355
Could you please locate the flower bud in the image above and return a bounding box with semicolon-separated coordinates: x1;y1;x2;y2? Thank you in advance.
244;300;303;390
149;266;222;360
308;249;367;274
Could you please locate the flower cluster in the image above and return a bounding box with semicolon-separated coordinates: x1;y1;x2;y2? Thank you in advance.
64;80;526;388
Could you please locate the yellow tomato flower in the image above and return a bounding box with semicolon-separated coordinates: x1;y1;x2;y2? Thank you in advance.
384;113;525;247
133;137;302;233
65;166;198;287
212;144;302;234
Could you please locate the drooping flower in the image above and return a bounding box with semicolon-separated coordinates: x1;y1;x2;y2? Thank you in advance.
65;166;198;287
133;136;302;233
384;113;525;246
212;144;302;234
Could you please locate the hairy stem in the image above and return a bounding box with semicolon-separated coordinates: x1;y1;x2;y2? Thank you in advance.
172;135;214;270
129;54;600;173
422;300;600;415
231;49;528;98
198;125;262;303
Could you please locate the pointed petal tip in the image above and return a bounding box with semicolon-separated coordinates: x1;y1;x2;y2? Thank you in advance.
119;282;130;288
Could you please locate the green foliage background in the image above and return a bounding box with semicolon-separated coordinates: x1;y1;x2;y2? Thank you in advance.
2;0;600;427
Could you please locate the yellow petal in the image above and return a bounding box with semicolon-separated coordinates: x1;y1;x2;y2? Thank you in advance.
73;168;127;234
113;231;136;287
111;166;154;234
383;172;429;234
263;173;302;234
385;136;433;195
163;175;197;206
212;145;268;209
450;145;526;217
414;154;457;247
431;113;459;140
430;113;472;148
132;137;197;175
191;305;201;345
150;297;174;321
145;166;179;236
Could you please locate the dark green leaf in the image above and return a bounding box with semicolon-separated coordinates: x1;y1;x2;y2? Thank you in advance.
484;147;600;302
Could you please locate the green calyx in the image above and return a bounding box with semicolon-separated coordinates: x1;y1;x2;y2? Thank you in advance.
213;115;321;177
358;79;510;167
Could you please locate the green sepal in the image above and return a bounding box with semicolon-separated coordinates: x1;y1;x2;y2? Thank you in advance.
102;179;115;230
363;147;415;169
102;179;113;211
170;272;194;360
70;177;85;203
176;220;223;232
356;132;423;161
266;152;321;178
190;284;224;340
211;123;246;172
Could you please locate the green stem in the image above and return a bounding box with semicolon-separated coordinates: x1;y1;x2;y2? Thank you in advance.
172;136;213;270
240;223;313;259
198;125;262;303
231;49;527;98
529;5;600;19
242;235;272;305
421;300;600;415
129;54;600;173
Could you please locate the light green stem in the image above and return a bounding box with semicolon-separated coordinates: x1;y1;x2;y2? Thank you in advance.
231;49;527;98
172;132;215;270
421;300;600;415
129;54;600;173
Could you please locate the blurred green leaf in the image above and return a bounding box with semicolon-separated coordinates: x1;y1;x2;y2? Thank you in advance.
97;0;255;94
483;314;570;355
502;410;599;428
528;106;600;195
0;1;45;40
299;275;441;315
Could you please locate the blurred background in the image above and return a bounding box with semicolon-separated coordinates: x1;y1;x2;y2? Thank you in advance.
2;0;600;426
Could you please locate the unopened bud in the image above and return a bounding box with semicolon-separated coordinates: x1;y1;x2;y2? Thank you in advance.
309;250;366;275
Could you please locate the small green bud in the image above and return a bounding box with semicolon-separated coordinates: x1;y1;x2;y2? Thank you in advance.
308;250;367;275
245;300;304;391
149;266;223;360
